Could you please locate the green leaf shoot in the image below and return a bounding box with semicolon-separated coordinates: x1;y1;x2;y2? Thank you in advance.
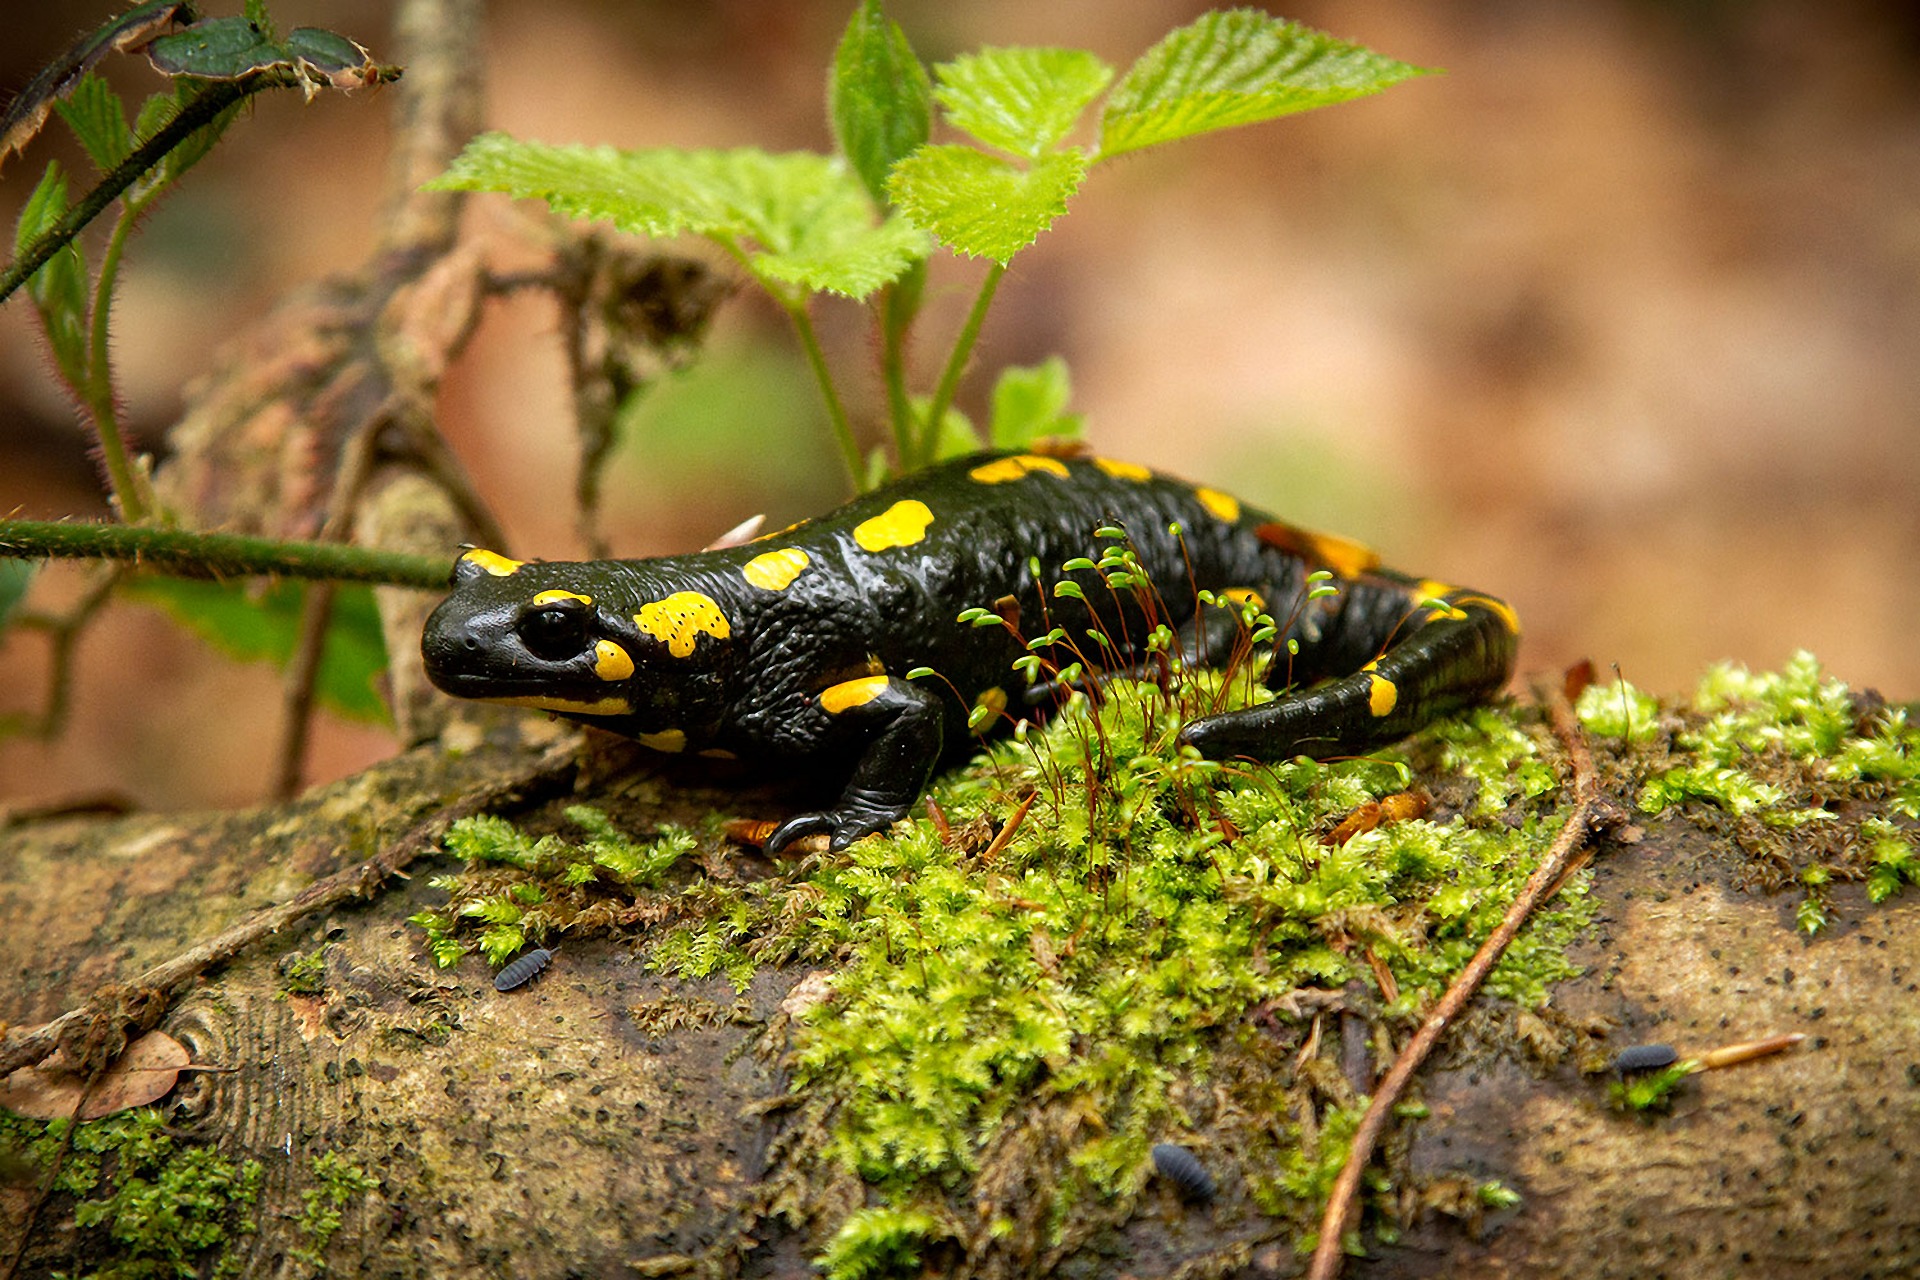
988;356;1082;448
887;145;1087;263
14;164;89;386
829;0;931;203
0;559;34;630
54;74;132;175
1098;10;1427;159
933;47;1113;158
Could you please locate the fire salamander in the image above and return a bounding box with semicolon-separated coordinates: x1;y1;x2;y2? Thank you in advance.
421;451;1518;852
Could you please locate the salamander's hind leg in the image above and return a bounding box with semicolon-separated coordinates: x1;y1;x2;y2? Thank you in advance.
765;676;946;854
1177;587;1518;762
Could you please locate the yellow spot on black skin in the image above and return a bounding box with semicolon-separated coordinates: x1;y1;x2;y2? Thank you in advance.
1093;458;1152;482
1304;530;1379;579
1194;488;1241;524
1453;593;1522;635
969;454;1070;484
853;500;933;552
594;640;634;682
461;549;524;577
820;674;891;714
635;592;730;658
1222;587;1265;611
1368;674;1399;717
532;589;592;607
487;693;631;716
743;547;810;591
639;729;686;753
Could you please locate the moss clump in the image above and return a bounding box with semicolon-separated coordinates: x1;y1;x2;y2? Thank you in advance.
1579;651;1920;932
0;1108;263;1278
409;805;697;970
292;1150;379;1269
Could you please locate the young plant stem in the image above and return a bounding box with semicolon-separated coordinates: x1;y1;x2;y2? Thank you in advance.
82;209;154;523
782;296;865;492
879;287;917;467
917;260;1005;466
0;519;453;587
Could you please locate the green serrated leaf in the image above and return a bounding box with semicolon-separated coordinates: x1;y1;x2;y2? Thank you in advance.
126;578;392;723
887;144;1086;264
54;73;132;174
989;356;1082;448
830;0;931;203
1098;10;1427;159
15;164;89;386
934;47;1112;158
433;135;925;299
750;212;928;298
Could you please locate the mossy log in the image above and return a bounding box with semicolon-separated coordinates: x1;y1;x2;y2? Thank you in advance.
1;702;1917;1280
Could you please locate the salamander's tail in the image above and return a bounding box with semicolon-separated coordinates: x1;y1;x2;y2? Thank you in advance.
1177;585;1519;762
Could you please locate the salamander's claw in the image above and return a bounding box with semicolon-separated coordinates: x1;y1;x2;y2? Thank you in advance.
763;791;909;855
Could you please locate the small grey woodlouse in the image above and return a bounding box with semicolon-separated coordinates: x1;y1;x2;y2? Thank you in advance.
494;947;555;992
1611;1042;1679;1074
1150;1142;1215;1204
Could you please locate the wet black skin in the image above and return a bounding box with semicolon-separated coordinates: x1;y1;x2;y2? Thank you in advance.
421;451;1519;852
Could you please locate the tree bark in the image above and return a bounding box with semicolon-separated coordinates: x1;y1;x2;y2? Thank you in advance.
2;717;1915;1278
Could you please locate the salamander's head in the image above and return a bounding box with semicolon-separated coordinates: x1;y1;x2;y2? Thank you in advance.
421;549;644;719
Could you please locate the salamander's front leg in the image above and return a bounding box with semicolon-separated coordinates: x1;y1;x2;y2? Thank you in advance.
1177;593;1518;762
765;676;946;854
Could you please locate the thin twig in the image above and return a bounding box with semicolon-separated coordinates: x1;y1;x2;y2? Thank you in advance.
1305;692;1609;1280
0;740;578;1080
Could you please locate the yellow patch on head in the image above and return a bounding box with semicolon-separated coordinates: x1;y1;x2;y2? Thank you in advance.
1194;488;1241;524
461;549;525;577
743;547;811;592
532;590;592;610
969;454;1071;485
487;693;631;716
593;639;634;682
1368;674;1399;718
638;728;687;753
820;674;891;715
634;591;731;658
1093;458;1152;482
853;500;934;552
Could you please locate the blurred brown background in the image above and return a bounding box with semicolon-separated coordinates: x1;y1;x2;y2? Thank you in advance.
3;0;1917;809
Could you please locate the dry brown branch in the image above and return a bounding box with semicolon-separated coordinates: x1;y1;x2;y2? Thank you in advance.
1306;691;1614;1280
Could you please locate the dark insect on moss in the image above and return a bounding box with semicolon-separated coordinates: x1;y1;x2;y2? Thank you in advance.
1611;1042;1679;1074
1151;1142;1215;1203
495;947;554;992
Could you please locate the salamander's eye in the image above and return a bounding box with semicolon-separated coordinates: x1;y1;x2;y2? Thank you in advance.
518;599;592;661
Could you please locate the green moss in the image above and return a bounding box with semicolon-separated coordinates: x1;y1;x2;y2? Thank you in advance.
292;1150;378;1269
279;949;328;997
1580;652;1920;931
0;1108;263;1279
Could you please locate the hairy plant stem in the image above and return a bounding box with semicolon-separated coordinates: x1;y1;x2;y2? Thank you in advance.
0;78;261;305
784;296;865;492
918;260;1004;467
0;519;452;588
83;209;153;523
